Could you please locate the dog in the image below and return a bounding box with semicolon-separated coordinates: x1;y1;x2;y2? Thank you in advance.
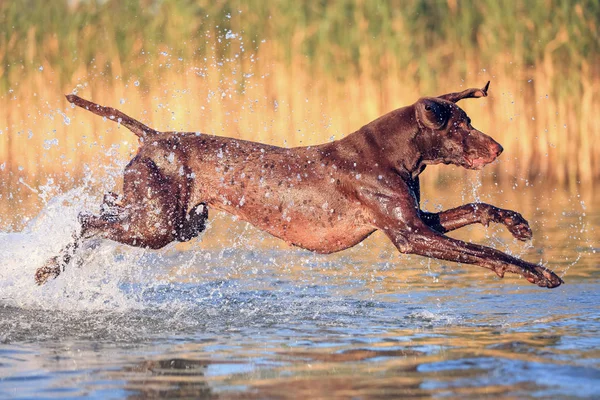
35;82;563;288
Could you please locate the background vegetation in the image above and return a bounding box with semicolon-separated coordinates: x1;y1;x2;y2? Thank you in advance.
0;0;598;227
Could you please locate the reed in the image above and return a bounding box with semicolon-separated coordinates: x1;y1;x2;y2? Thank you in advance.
0;0;598;193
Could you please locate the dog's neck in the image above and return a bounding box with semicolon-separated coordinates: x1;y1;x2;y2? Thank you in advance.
339;105;426;180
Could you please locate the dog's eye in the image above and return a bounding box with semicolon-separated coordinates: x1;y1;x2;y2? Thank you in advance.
425;105;432;111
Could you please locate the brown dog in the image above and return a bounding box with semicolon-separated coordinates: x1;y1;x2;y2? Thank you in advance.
35;82;563;288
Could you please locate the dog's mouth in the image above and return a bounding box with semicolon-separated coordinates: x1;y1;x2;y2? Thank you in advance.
463;156;495;170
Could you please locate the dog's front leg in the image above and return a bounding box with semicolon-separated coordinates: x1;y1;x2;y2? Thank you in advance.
420;203;532;240
362;182;562;288
383;216;562;288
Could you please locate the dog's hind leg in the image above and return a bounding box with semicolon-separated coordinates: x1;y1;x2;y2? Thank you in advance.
35;234;84;285
34;202;131;285
34;191;128;285
176;203;209;242
35;157;186;285
79;157;185;249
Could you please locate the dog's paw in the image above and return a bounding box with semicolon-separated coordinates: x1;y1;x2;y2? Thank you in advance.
493;263;563;289
35;257;62;286
524;265;564;288
497;210;533;241
78;211;93;226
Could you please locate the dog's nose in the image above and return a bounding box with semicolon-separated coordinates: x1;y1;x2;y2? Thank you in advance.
492;143;503;157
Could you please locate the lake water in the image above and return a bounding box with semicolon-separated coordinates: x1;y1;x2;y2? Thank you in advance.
0;178;598;399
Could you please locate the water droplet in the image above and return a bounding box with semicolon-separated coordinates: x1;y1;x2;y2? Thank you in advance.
43;138;59;150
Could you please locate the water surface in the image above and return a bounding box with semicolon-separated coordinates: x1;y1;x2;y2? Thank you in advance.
0;182;598;399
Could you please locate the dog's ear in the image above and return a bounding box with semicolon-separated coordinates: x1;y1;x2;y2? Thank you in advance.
438;81;490;103
415;98;450;130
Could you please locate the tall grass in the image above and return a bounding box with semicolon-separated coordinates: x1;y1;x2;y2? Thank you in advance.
0;0;599;193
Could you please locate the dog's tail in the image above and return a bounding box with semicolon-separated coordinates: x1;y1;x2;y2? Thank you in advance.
65;94;159;138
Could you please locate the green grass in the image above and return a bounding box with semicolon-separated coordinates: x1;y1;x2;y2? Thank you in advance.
2;0;597;90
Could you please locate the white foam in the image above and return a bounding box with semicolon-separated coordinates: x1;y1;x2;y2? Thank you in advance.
408;310;459;325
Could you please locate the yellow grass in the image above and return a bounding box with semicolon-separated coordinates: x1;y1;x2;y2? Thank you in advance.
1;44;597;188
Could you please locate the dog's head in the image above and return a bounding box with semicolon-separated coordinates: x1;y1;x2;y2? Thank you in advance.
413;82;503;170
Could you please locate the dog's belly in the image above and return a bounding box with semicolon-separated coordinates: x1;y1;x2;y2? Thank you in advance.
216;202;376;253
275;224;377;254
206;185;377;254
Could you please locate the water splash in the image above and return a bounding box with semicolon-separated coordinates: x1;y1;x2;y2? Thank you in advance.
0;187;147;312
0;183;372;322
